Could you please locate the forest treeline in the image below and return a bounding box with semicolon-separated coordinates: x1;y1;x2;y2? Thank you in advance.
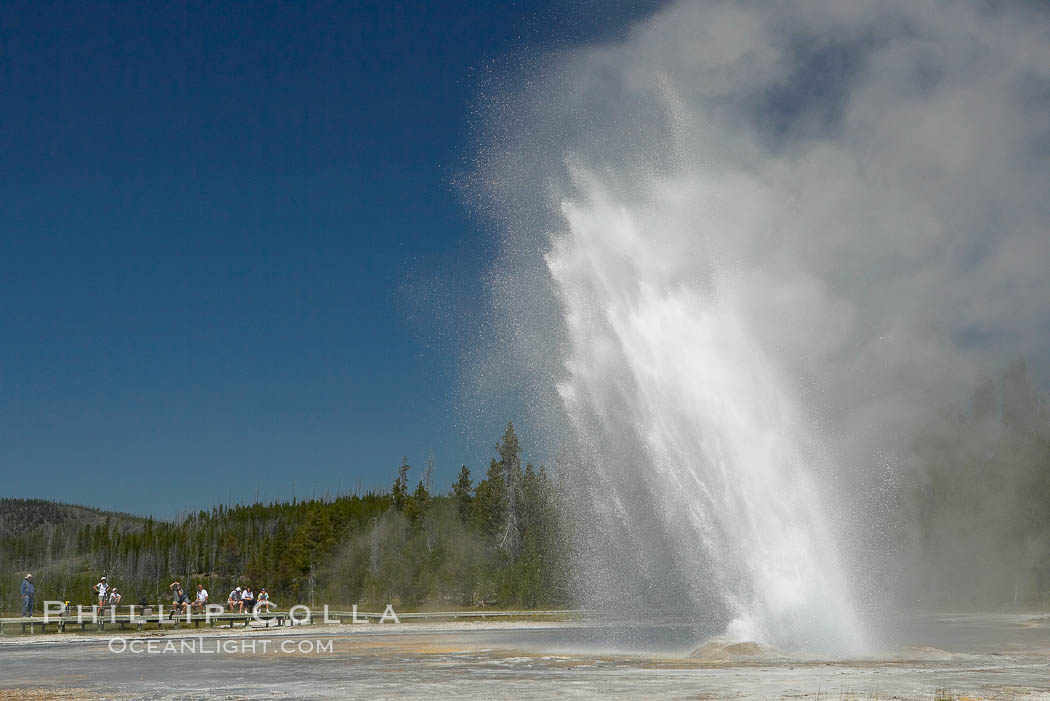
1;423;568;614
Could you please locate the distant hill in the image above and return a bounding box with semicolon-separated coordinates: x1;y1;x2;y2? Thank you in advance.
0;498;145;538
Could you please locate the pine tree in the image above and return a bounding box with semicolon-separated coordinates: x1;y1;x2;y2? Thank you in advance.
405;481;430;526
453;465;473;523
392;458;410;511
472;458;505;541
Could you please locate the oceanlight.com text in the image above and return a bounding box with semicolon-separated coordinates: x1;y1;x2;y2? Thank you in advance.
108;636;333;655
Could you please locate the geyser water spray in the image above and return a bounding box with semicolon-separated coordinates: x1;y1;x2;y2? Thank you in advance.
547;167;865;654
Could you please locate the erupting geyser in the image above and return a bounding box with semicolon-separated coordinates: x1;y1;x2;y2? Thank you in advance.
547;168;865;654
477;0;1050;656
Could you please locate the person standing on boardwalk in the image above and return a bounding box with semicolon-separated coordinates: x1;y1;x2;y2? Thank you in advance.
20;573;34;617
92;576;109;615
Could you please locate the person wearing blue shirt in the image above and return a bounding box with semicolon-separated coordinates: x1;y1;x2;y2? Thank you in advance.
20;573;35;617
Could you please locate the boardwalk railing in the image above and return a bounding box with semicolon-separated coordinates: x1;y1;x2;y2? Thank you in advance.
323;609;588;623
0;611;288;635
0;608;589;635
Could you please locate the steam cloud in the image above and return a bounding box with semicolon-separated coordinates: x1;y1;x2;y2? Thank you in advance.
475;0;1050;649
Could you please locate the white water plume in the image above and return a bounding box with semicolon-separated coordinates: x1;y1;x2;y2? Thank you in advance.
548;167;864;653
473;0;1050;655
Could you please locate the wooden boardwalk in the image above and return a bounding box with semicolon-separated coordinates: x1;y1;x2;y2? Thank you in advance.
0;611;288;635
324;609;586;623
0;608;586;635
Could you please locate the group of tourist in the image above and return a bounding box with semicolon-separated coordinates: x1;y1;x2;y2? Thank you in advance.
93;575;122;612
16;572;275;618
225;584;271;613
168;580;273;616
167;580;202;615
19;573;121;617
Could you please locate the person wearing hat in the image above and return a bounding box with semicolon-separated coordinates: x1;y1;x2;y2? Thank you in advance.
256;587;272;611
227;586;242;611
92;576;109;615
20;573;35;617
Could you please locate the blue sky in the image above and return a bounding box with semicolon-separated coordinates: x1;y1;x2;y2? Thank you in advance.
0;1;660;517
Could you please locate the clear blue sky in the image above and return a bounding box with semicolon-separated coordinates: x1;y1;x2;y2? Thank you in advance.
0;1;660;517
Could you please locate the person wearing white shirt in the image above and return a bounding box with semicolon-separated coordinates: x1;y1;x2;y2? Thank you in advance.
92;577;109;614
192;584;209;613
239;586;255;613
